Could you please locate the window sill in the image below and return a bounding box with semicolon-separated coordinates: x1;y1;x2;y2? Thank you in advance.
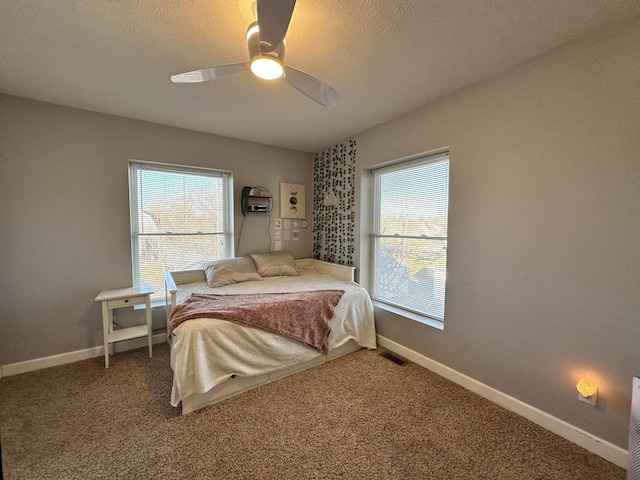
372;300;444;331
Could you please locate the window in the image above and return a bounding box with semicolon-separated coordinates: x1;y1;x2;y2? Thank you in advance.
371;152;449;325
129;161;233;301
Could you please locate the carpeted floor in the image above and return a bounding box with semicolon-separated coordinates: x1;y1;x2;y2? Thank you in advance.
0;344;625;479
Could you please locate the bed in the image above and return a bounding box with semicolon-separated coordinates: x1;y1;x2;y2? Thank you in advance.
164;254;376;414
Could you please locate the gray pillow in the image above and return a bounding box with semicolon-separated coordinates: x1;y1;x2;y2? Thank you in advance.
250;251;299;277
203;256;263;288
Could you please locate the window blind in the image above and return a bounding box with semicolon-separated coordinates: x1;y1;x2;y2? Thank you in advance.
371;153;449;321
129;161;233;299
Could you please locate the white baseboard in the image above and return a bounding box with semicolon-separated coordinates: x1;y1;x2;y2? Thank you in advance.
0;333;167;378
377;335;628;470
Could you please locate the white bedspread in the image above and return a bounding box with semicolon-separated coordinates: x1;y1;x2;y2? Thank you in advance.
170;270;376;406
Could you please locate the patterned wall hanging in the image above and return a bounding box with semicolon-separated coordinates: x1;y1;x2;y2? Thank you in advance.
313;139;356;265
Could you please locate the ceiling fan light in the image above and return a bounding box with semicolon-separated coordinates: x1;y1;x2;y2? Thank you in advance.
251;57;283;80
246;23;260;42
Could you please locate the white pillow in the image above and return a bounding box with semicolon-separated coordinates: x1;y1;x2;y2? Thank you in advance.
203;257;263;288
249;251;299;277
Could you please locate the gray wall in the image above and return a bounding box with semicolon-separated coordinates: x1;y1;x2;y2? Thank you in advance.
0;94;312;366
353;19;640;449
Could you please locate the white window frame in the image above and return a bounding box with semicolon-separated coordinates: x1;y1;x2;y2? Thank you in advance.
370;151;449;329
128;160;234;303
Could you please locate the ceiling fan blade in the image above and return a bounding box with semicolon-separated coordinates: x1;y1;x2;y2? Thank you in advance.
257;0;296;52
170;63;249;83
284;66;341;107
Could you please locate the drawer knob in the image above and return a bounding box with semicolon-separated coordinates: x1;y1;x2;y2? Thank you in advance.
124;299;129;303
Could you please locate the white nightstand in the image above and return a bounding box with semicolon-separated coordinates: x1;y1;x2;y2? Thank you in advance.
95;285;154;368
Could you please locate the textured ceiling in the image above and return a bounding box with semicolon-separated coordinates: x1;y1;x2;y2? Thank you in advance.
1;1;639;153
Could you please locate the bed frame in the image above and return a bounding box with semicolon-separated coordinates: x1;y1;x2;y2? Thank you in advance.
164;258;361;414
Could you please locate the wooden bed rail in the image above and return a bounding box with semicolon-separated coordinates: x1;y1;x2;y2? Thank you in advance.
293;258;355;282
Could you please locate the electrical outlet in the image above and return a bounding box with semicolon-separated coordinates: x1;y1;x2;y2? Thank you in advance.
578;389;597;406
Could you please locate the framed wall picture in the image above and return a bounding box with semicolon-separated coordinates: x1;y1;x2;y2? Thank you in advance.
280;182;305;218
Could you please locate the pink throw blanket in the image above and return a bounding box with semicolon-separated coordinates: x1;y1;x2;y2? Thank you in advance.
168;290;345;354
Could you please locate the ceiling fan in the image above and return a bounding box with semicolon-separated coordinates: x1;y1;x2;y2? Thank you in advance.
170;0;340;107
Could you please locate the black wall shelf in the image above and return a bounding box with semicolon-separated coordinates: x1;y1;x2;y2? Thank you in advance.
241;186;273;216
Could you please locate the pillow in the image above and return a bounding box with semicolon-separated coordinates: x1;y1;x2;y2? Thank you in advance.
249;251;299;277
203;256;263;288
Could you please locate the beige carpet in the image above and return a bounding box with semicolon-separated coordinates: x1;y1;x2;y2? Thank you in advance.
0;344;625;479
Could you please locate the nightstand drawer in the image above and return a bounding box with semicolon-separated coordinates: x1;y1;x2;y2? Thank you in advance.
107;295;146;309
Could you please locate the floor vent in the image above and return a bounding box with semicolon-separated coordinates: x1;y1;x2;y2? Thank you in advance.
380;351;407;366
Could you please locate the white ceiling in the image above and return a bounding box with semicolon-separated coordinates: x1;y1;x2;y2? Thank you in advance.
1;1;639;153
